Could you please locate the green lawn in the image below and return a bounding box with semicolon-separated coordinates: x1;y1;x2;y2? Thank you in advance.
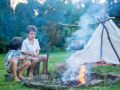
0;52;120;90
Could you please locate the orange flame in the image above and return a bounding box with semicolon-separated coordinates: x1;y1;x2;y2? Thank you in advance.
78;65;86;84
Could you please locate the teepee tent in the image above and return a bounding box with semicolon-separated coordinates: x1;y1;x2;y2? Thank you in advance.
66;18;120;66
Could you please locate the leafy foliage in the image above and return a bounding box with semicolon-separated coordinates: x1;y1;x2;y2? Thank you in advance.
0;0;120;53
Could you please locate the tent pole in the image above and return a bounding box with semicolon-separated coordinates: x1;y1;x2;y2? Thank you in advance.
100;26;104;60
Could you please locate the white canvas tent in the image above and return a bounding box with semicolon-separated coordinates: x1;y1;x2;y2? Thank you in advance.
66;18;120;66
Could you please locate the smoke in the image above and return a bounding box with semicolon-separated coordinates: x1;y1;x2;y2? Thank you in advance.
63;0;109;83
66;1;108;51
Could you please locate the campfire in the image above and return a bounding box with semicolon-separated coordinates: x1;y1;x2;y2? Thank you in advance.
61;64;88;86
78;65;86;84
22;64;120;90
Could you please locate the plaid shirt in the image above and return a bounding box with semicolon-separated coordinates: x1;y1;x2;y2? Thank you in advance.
4;50;22;68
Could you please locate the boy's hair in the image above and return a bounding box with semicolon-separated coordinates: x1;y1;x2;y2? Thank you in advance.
9;37;23;50
26;25;37;34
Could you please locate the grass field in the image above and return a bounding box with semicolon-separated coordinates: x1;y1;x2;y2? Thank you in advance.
0;52;120;90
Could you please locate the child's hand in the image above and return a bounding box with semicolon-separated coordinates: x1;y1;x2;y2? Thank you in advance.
33;52;38;57
30;52;38;57
19;55;25;60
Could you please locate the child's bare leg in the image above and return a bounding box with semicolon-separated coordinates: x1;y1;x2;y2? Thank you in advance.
29;62;35;77
18;61;31;78
11;59;20;81
29;58;39;77
41;55;47;74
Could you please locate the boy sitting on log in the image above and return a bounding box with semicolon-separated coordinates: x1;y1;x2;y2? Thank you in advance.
21;25;48;77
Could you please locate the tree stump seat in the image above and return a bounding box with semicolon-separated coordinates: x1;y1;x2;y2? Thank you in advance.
27;62;40;76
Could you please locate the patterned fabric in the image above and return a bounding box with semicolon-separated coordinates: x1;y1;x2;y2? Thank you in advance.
6;59;26;73
4;50;22;68
23;55;46;62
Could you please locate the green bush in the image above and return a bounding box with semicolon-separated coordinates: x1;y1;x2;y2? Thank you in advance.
50;46;65;52
0;40;8;53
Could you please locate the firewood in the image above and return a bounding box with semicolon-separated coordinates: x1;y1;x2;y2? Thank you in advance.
90;79;103;85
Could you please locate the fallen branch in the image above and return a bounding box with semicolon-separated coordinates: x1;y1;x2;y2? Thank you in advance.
58;23;79;27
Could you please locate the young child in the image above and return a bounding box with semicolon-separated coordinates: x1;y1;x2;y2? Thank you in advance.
5;37;31;81
21;25;47;77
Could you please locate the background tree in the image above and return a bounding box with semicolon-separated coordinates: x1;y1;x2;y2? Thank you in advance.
0;0;120;53
0;0;15;53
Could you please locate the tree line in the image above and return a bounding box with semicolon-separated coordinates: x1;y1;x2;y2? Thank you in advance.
0;0;120;53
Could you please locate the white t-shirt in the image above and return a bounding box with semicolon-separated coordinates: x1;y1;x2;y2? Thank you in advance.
21;38;41;52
